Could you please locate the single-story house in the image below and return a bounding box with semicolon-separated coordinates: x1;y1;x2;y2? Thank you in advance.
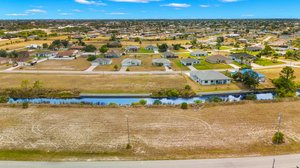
92;58;112;66
246;46;263;52
70;46;85;50
152;58;171;66
145;45;158;51
122;58;142;66
231;69;265;83
206;55;232;64
57;50;78;58
107;41;122;48
190;71;231;85
181;45;193;49
26;44;42;49
162;52;178;58
191;50;208;57
180;58;200;66
229;53;256;64
125;46;139;52
104;50;122;58
36;51;57;57
88;34;98;38
0;57;9;64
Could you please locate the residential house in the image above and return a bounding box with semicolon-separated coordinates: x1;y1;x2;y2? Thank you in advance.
191;50;208;57
92;58;112;66
229;53;256;64
26;44;42;49
180;58;200;66
231;69;265;83
122;58;142;66
246;46;263;52
145;45;158;51
104;50;122;58
190;71;231;85
162;52;178;58
152;58;171;66
107;41;122;48
206;55;232;64
70;46;85;50
0;57;9;64
125;46;139;52
181;45;193;50
57;50;78;58
36;51;57;58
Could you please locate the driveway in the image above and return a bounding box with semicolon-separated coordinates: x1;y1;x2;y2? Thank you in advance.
187;65;197;71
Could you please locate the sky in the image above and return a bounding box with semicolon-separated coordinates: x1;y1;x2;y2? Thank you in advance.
0;0;299;19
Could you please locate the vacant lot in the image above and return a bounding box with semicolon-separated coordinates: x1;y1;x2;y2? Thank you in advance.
0;73;189;93
19;57;91;71
0;101;299;160
127;54;165;72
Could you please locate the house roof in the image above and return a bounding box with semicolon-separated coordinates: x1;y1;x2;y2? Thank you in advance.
191;50;207;55
57;50;76;57
206;55;231;62
234;69;265;78
191;71;231;81
152;58;170;64
122;58;141;64
230;53;256;59
93;58;112;63
181;58;199;64
163;51;176;56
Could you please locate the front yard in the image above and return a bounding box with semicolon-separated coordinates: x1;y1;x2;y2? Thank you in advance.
254;58;285;66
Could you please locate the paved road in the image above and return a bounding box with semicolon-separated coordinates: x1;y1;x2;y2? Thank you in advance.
0;154;300;168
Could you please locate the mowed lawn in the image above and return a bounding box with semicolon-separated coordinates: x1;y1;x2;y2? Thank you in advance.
193;60;232;70
127;54;165;71
254;58;285;66
19;57;91;71
0;73;189;93
0;101;300;160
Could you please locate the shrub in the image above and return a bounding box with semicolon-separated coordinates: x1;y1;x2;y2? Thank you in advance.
22;102;29;109
207;96;223;103
272;132;284;144
244;94;257;100
108;102;118;107
126;67;130;71
87;55;97;62
0;95;8;103
181;102;188;109
139;99;147;105
126;143;132;149
153;100;162;105
184;85;191;90
194;100;202;105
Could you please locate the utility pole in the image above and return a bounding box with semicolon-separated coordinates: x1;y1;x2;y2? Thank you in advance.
272;158;275;168
126;115;131;146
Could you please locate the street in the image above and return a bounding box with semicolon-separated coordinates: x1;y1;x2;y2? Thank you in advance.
0;154;300;168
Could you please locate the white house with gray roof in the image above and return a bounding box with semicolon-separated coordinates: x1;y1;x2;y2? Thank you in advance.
152;58;171;66
180;58;200;66
191;50;208;57
122;58;142;66
92;58;112;66
190;71;231;85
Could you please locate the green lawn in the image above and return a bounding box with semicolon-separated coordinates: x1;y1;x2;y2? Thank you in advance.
193;60;232;70
254;58;285;66
219;46;231;50
171;59;190;71
138;48;154;53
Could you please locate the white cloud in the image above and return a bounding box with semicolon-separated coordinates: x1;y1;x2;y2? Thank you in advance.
110;0;159;3
162;3;191;8
5;13;27;16
75;0;106;5
26;9;46;13
200;4;210;8
73;9;82;12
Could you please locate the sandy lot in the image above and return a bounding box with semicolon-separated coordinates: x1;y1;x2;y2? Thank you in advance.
0;101;299;160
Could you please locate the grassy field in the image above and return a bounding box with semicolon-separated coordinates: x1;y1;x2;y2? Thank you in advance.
170;59;190;71
257;67;300;89
0;73;189;93
254;58;285;66
126;54;165;71
19;57;91;71
0;101;300;160
193;60;232;70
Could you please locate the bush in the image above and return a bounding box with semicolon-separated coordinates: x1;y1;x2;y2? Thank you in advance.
22;102;29;109
87;55;97;62
207;96;223;103
272;132;284;144
126;143;132;149
0;95;8;103
139;99;147;105
244;94;257;100
153;100;162;105
194;100;202;105
181;102;188;109
126;68;130;71
108;102;118;107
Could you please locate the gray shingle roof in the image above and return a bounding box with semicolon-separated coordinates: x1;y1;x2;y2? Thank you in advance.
190;71;231;80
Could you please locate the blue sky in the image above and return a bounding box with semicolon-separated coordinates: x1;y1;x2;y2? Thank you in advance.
0;0;299;19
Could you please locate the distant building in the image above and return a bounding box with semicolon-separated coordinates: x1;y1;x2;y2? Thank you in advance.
92;58;112;66
152;58;171;66
122;58;141;66
125;46;139;52
229;53;256;64
206;55;232;64
162;52;178;58
104;50;122;58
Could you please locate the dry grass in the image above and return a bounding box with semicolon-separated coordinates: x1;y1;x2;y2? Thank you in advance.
0;73;188;93
0;101;300;160
19;57;91;71
127;54;165;72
